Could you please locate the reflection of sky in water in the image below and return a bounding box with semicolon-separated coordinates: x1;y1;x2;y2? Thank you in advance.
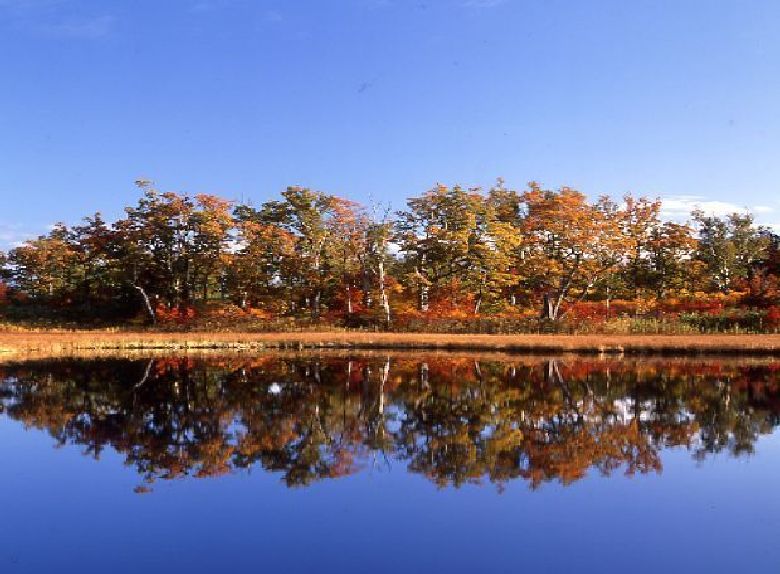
1;357;780;573
2;417;779;573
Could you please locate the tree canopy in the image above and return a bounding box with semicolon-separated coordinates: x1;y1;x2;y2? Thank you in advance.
1;180;778;331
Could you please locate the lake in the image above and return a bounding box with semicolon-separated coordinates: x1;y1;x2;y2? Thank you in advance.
1;353;779;573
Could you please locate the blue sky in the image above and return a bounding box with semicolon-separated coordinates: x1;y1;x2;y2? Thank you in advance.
1;0;780;247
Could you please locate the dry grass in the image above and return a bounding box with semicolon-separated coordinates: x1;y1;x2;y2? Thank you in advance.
3;330;780;358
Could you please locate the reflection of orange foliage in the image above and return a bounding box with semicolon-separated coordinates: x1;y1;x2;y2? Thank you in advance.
195;436;234;478
2;355;780;492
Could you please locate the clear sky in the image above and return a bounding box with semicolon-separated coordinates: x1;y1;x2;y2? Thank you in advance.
1;0;779;247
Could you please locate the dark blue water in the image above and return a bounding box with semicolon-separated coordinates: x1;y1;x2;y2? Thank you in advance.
1;355;779;573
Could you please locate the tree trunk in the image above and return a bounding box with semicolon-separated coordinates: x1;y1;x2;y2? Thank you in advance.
362;267;372;308
377;259;390;326
540;292;555;320
312;250;322;319
134;285;156;324
311;290;321;319
379;356;389;415
418;285;429;312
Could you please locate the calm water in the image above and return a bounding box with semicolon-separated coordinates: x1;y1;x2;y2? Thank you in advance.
1;353;780;573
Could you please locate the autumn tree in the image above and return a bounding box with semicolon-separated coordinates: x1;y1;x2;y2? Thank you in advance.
190;194;234;302
322;197;369;318
486;178;526;307
518;183;624;320
241;186;357;318
395;184;519;314
613;197;698;310
114;181;199;319
618;195;662;301
740;230;780;308
645;221;697;301
228;214;296;311
6;223;77;301
67;212;131;314
363;206;394;325
4;177;780;329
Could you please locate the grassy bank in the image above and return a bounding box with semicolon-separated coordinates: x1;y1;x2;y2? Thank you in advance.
3;331;780;358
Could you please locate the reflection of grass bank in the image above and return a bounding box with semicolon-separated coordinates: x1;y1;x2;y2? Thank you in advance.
2;331;780;357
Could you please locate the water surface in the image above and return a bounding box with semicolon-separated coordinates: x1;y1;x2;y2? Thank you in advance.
1;353;779;572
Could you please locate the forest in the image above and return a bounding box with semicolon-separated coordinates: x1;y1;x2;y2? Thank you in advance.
1;179;779;333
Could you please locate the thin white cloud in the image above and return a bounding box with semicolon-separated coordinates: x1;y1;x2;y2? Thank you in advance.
660;195;774;221
263;9;282;23
360;0;394;7
0;223;38;250
189;0;233;13
462;0;506;7
189;2;283;23
0;0;63;10
189;0;213;12
37;14;114;38
0;0;115;38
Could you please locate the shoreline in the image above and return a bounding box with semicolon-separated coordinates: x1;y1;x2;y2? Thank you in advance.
3;331;780;358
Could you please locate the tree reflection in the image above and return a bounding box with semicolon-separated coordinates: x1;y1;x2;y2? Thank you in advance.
1;356;779;492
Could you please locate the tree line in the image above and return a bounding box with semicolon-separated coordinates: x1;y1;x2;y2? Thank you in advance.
1;179;779;329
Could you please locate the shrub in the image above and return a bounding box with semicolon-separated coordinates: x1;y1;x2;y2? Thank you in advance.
679;309;766;333
766;306;780;331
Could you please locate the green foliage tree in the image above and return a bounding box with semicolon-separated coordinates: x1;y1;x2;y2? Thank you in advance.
395;184;519;314
693;210;770;293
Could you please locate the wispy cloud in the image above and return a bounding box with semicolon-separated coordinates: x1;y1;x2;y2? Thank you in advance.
0;0;64;10
359;0;394;7
661;195;775;221
263;9;282;23
0;222;38;250
189;0;230;14
37;14;114;38
462;0;507;8
0;0;114;38
189;1;283;24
